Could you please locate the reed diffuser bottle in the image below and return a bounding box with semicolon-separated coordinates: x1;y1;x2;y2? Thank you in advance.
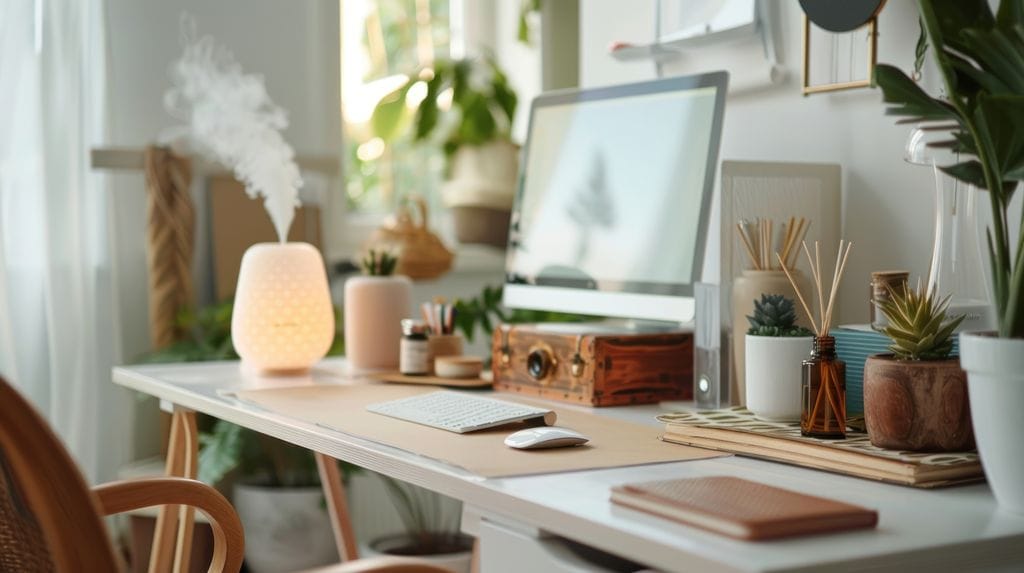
779;240;853;439
801;335;846;438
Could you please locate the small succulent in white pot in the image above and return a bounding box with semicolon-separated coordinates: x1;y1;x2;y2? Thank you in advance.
745;294;814;421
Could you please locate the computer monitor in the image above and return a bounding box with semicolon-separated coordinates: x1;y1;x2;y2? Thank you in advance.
503;72;729;324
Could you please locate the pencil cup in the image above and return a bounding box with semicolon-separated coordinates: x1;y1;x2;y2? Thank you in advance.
428;334;463;374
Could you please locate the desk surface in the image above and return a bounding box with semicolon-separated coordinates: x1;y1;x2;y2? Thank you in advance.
114;358;1024;573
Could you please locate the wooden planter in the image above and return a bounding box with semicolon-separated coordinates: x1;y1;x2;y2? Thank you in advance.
863;355;974;452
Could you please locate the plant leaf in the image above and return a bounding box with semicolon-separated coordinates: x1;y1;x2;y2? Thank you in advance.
939;160;988;188
874;64;958;121
371;82;411;143
198;420;244;486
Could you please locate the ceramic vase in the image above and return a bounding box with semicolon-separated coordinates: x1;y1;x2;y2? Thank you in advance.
344;275;412;373
234;484;337;572
863;355;973;452
231;242;335;373
745;334;813;421
958;332;1024;513
731;269;811;405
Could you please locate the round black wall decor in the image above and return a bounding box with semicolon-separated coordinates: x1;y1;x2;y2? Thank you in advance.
798;0;887;33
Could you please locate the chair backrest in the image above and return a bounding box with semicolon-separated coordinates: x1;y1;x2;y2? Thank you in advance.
0;377;121;571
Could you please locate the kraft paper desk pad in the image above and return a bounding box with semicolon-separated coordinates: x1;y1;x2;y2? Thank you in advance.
234;384;724;478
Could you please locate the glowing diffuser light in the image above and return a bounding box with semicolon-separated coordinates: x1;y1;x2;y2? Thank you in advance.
232;243;334;373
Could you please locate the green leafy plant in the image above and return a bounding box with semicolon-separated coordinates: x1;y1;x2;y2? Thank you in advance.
877;283;966;361
138;300;347;487
453;284;595;343
372;57;517;161
375;474;470;555
746;294;814;337
361;249;399;276
875;0;1024;338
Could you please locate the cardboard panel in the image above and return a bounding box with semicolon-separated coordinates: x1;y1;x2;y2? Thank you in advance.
209;175;323;301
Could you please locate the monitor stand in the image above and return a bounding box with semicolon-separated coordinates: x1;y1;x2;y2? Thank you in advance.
530;318;693;335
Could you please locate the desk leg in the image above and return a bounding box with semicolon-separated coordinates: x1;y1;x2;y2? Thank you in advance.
315;452;359;561
148;408;197;573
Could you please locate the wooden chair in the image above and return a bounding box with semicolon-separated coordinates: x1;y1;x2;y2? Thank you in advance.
0;375;245;572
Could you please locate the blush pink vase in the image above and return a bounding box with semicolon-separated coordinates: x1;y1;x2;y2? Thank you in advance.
344;275;412;373
231;242;335;373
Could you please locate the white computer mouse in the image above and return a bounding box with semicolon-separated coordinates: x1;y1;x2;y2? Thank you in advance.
504;426;589;450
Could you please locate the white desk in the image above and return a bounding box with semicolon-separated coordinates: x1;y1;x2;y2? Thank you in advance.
114;358;1024;573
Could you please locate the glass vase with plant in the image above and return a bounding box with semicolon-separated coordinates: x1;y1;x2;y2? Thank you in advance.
875;0;1024;511
864;283;972;451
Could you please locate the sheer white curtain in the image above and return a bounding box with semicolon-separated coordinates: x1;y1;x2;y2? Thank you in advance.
0;0;133;483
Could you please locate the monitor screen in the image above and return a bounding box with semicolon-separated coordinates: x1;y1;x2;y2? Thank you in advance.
504;72;728;323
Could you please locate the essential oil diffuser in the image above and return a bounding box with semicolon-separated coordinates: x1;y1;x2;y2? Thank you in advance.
231;242;334;373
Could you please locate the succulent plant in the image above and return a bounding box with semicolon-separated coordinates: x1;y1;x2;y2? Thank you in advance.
361;249;398;276
747;294;813;337
876;284;965;361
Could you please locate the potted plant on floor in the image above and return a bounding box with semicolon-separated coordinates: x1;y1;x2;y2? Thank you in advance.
366;474;473;573
201;421;339;573
140;301;346;571
372;57;519;248
875;0;1024;511
744;294;814;421
864;284;972;451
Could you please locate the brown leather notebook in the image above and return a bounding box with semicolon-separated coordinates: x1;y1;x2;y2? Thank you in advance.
610;476;878;540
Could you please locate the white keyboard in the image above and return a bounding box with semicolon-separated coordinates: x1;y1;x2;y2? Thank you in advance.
366;391;557;434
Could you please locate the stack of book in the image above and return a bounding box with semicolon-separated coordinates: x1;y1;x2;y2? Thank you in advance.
660;408;982;488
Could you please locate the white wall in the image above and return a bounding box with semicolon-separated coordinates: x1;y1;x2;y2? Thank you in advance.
103;0;340;456
581;1;942;324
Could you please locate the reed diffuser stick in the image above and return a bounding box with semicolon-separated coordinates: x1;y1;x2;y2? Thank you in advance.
736;222;760;270
777;252;820;334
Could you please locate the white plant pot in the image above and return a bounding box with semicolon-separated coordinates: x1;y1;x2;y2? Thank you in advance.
233;484;338;573
344;275;412;373
959;332;1024;514
745;334;813;421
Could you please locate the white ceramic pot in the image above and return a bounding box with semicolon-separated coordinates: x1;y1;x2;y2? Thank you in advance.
731;270;811;405
344;275;412;373
959;332;1024;514
233;484;338;573
745;334;813;421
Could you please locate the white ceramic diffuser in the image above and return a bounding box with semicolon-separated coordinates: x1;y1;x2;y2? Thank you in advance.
232;242;334;373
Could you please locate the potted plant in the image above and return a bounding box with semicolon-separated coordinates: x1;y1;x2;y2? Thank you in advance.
365;474;473;572
876;0;1024;511
344;249;412;373
201;422;340;573
864;284;972;451
372;57;519;247
744;294;814;421
140;301;347;572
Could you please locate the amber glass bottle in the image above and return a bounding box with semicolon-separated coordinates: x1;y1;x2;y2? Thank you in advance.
801;336;846;438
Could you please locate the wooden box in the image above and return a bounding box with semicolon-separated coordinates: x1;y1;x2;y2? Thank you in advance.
491;324;693;407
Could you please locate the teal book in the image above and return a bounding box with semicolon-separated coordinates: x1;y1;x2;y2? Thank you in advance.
830;325;960;415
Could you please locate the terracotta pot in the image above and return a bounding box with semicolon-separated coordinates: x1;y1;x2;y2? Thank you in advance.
863;354;974;452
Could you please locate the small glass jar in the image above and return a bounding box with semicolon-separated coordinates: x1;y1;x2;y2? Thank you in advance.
801;336;846;439
400;319;430;375
869;270;908;329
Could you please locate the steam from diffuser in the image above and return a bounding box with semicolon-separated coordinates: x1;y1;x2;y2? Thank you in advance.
162;17;301;242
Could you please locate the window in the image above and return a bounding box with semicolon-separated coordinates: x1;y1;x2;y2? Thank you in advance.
340;0;457;214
